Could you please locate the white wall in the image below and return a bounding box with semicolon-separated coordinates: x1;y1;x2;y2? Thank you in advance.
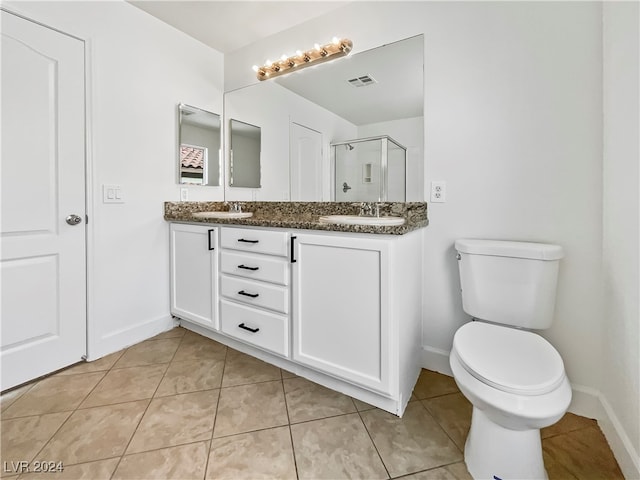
5;1;225;357
225;0;639;472
602;2;640;477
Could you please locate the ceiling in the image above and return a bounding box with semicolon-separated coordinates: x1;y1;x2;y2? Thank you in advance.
128;1;351;53
130;1;423;126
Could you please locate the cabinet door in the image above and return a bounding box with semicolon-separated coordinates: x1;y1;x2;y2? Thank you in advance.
292;233;390;394
170;223;218;329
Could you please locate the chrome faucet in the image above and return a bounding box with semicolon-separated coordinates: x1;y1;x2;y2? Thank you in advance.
225;202;242;213
360;202;374;217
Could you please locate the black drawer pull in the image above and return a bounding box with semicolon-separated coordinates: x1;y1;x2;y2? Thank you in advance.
238;238;259;244
238;323;259;333
238;264;259;271
238;290;259;298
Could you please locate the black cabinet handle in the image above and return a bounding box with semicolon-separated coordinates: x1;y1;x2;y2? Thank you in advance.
238;264;259;271
238;323;259;333
238;290;259;298
238;238;259;244
207;229;215;251
290;236;297;263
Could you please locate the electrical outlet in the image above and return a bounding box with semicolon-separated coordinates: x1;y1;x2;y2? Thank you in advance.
180;188;188;201
430;181;446;203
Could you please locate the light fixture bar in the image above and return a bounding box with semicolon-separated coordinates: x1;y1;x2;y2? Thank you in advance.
253;38;353;81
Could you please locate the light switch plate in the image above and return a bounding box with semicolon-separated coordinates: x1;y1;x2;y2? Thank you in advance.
103;184;124;204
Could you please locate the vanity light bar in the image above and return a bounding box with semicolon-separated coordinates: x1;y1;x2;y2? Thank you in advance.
252;37;353;81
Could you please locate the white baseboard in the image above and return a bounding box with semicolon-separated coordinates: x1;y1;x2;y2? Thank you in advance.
421;345;452;376
598;392;640;479
421;345;639;479
87;314;176;360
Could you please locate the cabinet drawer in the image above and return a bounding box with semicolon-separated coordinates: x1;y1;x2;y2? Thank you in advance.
220;275;289;314
220;227;289;257
220;300;288;356
220;250;289;286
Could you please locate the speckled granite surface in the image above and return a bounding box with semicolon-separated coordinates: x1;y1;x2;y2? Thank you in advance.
164;202;428;235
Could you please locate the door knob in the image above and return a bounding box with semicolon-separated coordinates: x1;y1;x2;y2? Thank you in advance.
65;214;82;225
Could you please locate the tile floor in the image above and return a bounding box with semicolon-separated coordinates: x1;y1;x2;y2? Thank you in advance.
1;327;624;479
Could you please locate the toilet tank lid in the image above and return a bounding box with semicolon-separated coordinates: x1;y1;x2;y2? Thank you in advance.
455;239;564;260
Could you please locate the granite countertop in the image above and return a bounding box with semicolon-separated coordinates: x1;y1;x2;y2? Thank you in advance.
164;201;428;235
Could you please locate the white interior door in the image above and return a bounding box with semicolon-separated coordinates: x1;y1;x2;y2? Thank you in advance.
290;122;323;201
1;10;87;390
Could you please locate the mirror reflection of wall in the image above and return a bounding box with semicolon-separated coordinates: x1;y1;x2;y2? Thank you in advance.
178;103;221;186
229;119;261;188
223;34;424;202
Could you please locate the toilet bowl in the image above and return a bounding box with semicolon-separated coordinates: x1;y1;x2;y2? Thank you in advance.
451;239;571;479
450;322;571;480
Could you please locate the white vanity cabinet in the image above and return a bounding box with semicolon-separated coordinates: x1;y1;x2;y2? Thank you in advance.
170;223;218;329
291;231;423;401
219;227;291;356
169;221;424;416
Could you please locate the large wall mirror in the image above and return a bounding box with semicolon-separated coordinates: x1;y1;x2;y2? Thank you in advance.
178;103;221;186
229;119;261;188
223;34;424;202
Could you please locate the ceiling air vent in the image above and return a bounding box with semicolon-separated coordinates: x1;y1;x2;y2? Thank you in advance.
347;75;377;87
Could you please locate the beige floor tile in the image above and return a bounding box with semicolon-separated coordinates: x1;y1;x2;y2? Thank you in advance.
421;393;472;450
172;332;227;363
207;426;296;480
290;413;388;480
283;376;356;423
214;381;287;438
126;390;219;454
542;426;624;479
155;358;224;397
56;351;124;376
361;402;462;477
17;458;120;480
352;397;377;412
412;370;459;400
0;383;34;413
1;412;72;474
38;401;148;465
280;369;297;379
541;411;598;439
397;462;472;479
221;349;282;387
543;451;579;480
149;327;186;341
2;372;105;419
113;441;209;480
79;364;168;408
113;338;181;369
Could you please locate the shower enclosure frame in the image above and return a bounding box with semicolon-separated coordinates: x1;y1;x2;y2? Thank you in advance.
331;135;407;202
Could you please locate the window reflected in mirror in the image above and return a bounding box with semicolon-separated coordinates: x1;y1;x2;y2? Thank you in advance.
178;104;221;186
229;119;261;188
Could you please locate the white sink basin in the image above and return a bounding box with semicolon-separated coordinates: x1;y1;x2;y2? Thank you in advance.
318;215;405;226
192;211;253;219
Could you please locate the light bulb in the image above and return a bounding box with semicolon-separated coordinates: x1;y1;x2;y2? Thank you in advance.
252;65;259;72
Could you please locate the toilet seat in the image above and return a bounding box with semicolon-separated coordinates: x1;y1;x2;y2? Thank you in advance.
453;322;565;396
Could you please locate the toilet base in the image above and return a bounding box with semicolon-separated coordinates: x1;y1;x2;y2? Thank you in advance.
465;407;548;480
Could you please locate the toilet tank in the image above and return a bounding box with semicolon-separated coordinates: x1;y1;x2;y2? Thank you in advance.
455;239;564;329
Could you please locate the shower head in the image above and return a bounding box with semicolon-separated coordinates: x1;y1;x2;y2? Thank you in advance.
346;143;355;151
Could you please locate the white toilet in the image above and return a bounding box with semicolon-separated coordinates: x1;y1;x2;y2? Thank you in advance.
450;239;572;480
